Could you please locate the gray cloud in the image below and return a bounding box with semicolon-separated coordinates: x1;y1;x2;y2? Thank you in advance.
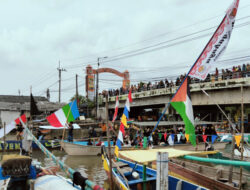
0;0;249;102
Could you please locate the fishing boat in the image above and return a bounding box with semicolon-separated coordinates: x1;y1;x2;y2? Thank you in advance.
101;146;208;190
0;175;80;190
0;154;80;190
117;147;250;189
0;139;60;152
61;140;115;156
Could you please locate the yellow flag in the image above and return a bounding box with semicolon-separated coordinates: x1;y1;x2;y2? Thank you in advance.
114;145;119;157
102;155;109;172
185;134;190;142
235;135;242;147
121;114;128;128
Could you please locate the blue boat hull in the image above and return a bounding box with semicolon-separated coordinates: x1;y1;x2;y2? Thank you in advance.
0;140;60;151
101;146;207;190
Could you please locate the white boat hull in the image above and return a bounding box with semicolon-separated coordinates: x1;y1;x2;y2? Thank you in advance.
61;141;114;156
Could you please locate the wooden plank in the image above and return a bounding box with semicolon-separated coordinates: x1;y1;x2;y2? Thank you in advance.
114;162;129;168
156;152;168;190
169;162;237;190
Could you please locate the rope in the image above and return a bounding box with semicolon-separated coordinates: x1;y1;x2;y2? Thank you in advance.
20;120;103;190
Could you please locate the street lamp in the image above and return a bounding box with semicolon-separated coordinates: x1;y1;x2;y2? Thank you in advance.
96;56;108;119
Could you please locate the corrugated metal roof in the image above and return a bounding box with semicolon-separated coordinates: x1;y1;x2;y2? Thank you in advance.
0;95;64;111
0;95;48;103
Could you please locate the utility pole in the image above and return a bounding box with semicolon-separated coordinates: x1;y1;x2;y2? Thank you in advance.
95;56;108;119
57;61;66;103
76;74;79;107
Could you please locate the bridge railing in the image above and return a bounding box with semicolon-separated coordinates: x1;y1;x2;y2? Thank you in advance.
102;75;250;103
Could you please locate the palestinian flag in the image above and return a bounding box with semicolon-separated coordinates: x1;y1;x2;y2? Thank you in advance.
171;78;196;146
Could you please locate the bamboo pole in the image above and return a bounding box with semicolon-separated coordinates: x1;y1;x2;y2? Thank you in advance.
61;101;75;151
228;128;235;183
156;152;168;190
239;85;244;190
3;122;6;153
106;95;113;190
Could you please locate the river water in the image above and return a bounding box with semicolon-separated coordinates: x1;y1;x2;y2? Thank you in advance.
0;150;110;189
32;150;109;188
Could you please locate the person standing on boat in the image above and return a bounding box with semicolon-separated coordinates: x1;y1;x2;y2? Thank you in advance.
68;122;74;142
16;124;24;141
100;121;107;136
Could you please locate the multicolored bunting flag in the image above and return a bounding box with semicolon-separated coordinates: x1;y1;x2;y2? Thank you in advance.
46;100;80;127
211;135;218;144
185;134;190;142
164;132;167;141
171;78;196;146
168;135;174;146
177;134;181;142
189;0;240;80
202;135;208;143
0;114;27;139
115;90;132;156
235;135;242;147
220;135;230;142
171;134;175;142
112;96;119;122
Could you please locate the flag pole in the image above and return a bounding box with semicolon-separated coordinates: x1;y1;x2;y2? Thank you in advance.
61;100;76;151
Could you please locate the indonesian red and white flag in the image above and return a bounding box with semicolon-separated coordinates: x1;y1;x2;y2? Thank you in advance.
112;96;119;122
189;0;240;80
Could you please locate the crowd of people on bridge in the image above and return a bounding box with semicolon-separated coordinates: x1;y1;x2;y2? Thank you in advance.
87;120;219;148
104;64;250;97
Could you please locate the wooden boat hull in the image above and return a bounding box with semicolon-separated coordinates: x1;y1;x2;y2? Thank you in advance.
157;158;250;190
158;142;227;151
61;141;115;156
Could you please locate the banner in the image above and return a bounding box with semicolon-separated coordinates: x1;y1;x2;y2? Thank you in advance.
86;75;95;101
189;0;239;80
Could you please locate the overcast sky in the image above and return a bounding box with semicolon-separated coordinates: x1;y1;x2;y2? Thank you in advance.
0;0;249;102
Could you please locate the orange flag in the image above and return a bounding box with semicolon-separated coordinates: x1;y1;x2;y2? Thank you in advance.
235;135;242;147
185;134;190;142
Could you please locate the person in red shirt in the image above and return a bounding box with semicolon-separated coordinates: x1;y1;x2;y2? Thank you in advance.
96;138;103;146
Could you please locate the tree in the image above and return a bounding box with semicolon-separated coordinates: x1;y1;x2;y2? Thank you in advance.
70;94;94;108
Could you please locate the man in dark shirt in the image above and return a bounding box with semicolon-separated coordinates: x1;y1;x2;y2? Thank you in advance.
16;124;24;141
68;122;74;142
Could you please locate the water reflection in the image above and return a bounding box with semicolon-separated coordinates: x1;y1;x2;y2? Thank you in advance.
31;150;108;186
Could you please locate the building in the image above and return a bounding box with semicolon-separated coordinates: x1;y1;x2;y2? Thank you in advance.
0;95;64;126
